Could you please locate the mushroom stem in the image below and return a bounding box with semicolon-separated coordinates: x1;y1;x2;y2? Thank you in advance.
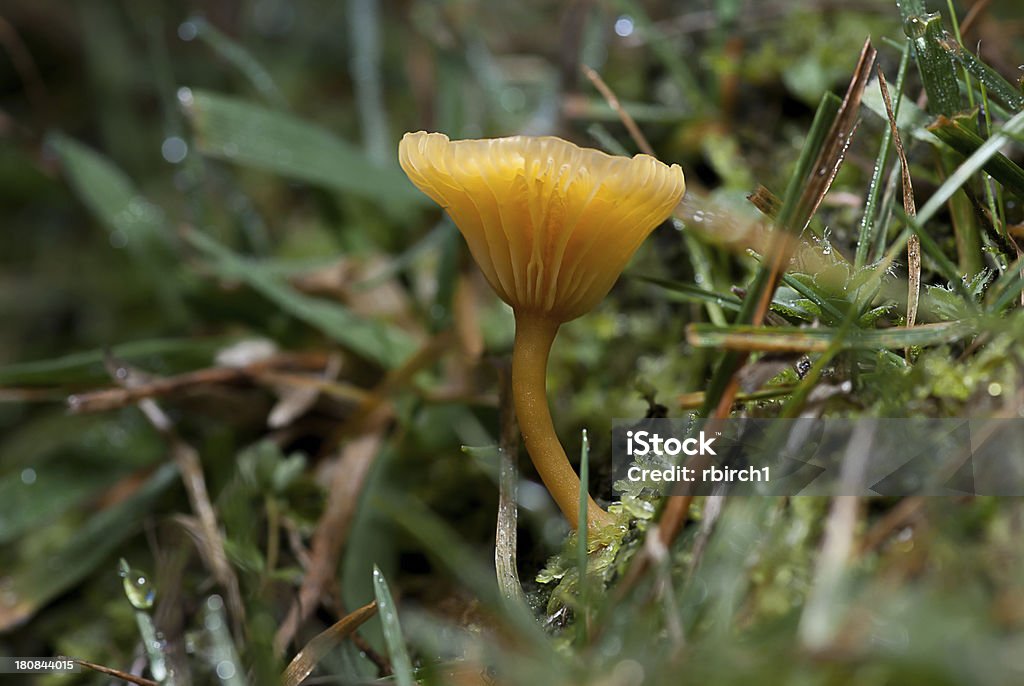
511;312;615;531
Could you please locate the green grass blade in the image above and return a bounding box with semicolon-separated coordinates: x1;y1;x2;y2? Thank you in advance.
183;91;425;209
687;319;976;352
184;229;415;368
46;133;169;249
856;41;911;268
916;109;1024;224
576;430;590;638
185;17;288;109
928;114;1024;197
372;566;415;686
0;337;227;386
937;33;1024;113
631;274;743;312
901;9;961;116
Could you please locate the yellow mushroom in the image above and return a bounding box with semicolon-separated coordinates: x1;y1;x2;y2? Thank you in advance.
399;132;685;531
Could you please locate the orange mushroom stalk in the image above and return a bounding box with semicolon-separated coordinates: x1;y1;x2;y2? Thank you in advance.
399;132;685;531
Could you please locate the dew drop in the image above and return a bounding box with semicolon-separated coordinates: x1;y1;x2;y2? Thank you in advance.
614;15;635;38
119;560;156;609
178;21;199;42
216;661;236;680
161;136;188;164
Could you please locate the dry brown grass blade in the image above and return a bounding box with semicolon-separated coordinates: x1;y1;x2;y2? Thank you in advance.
74;659;159;686
581;64;656;156
876;64;921;333
794;38;877;232
748;184;782;219
281;600;378;686
68;352;338;414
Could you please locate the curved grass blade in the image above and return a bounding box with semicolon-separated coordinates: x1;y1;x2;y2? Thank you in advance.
281;600;377;686
372;566;415;686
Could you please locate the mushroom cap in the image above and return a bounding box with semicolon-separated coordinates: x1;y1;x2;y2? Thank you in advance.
399;132;685;322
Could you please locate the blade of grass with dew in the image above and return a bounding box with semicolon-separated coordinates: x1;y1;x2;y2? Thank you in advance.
937;33;1024;113
184;228;415;368
678;385;798;410
576;429;590;644
184;17;288;109
118;559;170;684
978;80;1010;246
944;0;976;111
201;595;246;686
683;228;728;325
0;337;228;386
182;91;425;210
686;319;976;353
372;566;415;686
900;3;984;274
856;41;911;269
0;462;180;631
900;5;961;117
